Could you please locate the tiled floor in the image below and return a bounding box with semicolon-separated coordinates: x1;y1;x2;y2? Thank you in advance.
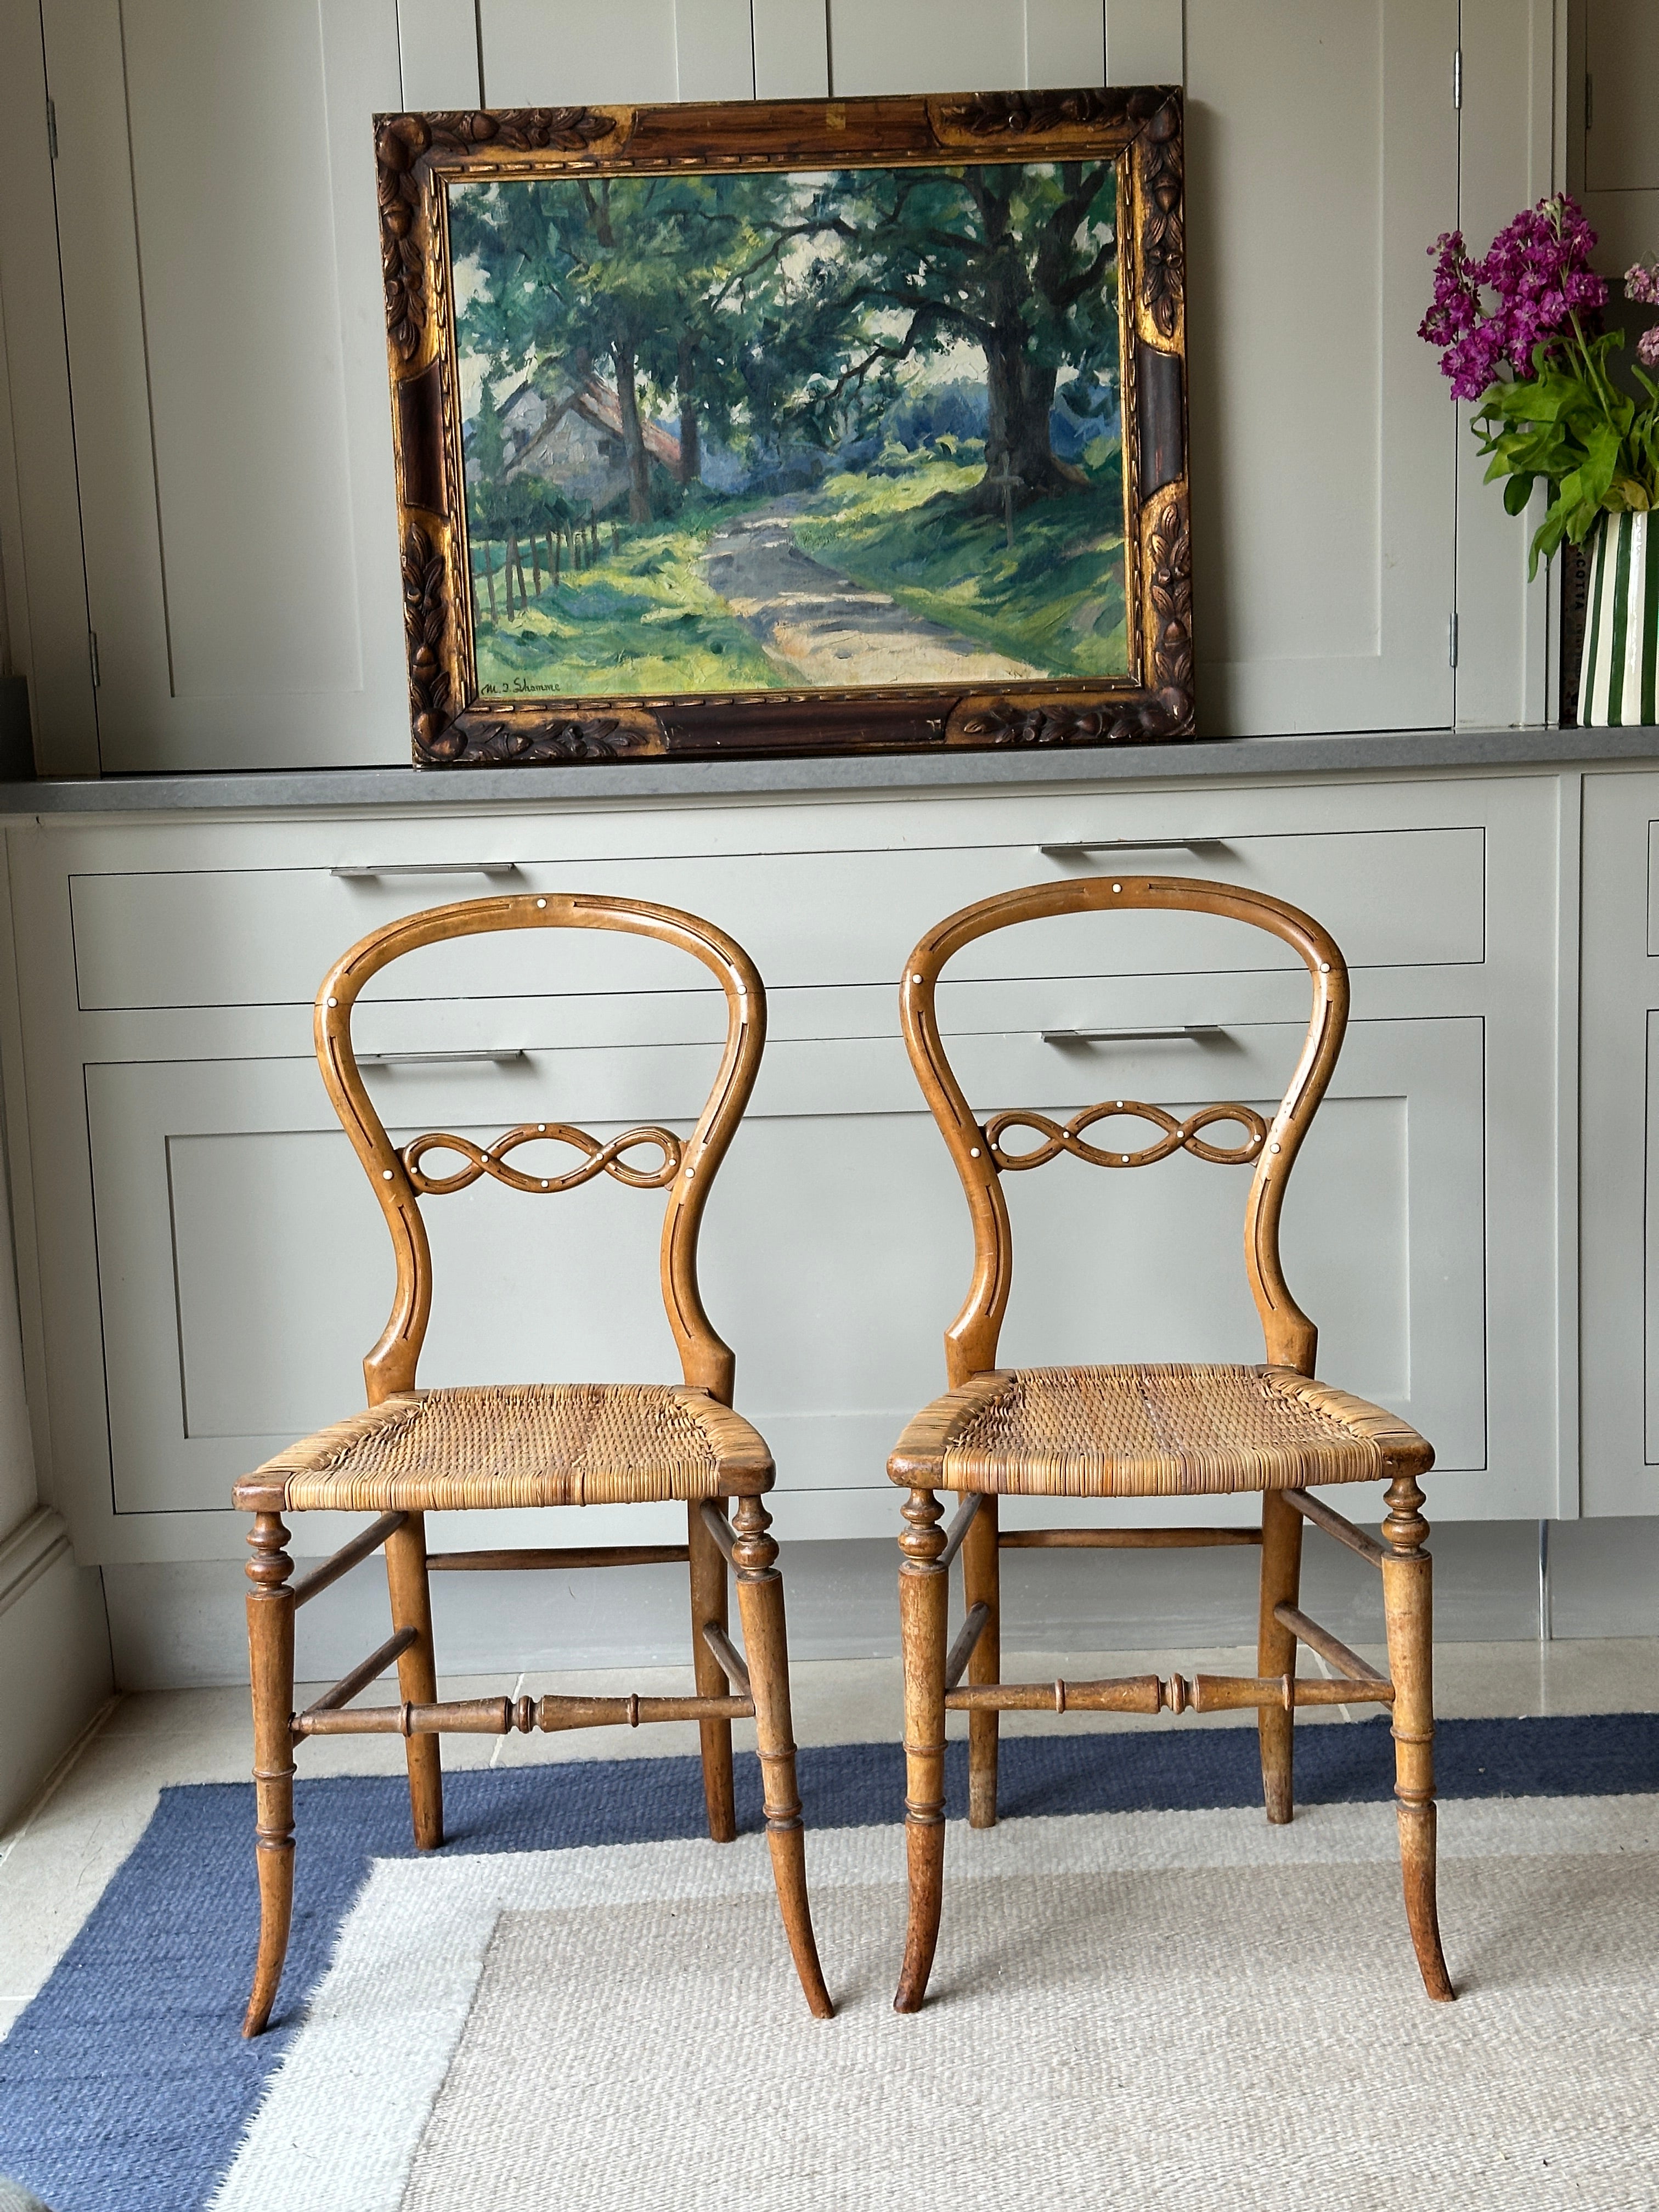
2;1636;1656;2039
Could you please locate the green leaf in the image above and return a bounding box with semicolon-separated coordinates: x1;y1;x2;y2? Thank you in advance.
1528;500;1572;578
1503;473;1536;515
1583;421;1624;505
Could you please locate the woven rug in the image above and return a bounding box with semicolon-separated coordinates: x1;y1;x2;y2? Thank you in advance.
2;1719;1658;2211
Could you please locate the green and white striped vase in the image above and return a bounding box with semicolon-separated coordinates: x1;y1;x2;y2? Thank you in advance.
1578;509;1659;727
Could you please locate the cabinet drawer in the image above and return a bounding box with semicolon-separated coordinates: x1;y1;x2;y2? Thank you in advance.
69;823;1485;1012
85;1012;1484;1527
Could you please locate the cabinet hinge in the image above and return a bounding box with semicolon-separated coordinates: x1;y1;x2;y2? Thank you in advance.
45;97;57;161
1585;74;1594;132
88;631;100;690
1453;48;1462;110
1448;612;1459;669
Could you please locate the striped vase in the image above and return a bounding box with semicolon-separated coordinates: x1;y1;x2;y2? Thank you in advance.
1578;509;1659;727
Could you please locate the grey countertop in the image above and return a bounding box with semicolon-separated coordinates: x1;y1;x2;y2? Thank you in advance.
1;721;1656;815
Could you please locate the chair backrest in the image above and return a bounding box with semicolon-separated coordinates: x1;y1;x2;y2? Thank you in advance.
313;893;764;1408
900;874;1349;1387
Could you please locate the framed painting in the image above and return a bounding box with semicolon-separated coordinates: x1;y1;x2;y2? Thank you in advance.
376;87;1190;769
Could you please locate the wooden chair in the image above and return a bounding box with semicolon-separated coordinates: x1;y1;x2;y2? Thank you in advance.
234;893;832;2033
887;873;1453;2012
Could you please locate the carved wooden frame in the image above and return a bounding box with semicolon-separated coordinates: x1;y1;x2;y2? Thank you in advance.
376;87;1192;771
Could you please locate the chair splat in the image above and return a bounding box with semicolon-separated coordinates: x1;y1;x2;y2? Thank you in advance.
985;1097;1267;1171
400;1120;682;1195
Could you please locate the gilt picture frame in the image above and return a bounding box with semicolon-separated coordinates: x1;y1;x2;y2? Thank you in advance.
376;87;1190;769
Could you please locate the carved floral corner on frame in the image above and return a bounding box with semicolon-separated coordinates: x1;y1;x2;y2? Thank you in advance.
375;87;1192;770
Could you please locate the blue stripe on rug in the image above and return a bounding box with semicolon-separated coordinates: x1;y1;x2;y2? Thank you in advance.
2;1712;1656;2212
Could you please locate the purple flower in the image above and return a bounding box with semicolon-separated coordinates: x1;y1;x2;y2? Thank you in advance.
1640;326;1659;370
1627;261;1659;307
1421;194;1608;397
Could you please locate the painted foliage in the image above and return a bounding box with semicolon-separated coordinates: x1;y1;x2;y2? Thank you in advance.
449;161;1128;701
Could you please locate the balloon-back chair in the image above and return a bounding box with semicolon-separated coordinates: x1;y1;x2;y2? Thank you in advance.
233;894;832;2033
886;873;1451;2012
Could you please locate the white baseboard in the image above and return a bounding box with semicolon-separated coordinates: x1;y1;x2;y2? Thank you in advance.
0;1509;114;1829
98;1517;1659;1692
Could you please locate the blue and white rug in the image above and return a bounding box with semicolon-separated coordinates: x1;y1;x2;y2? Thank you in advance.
2;1719;1657;2212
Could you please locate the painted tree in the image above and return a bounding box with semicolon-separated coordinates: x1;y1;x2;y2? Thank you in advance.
452;171;808;515
633;172;803;486
450;161;1119;523
453;177;717;522
465;371;510;620
783;161;1121;506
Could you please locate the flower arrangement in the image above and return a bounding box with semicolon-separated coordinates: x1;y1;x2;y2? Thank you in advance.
1419;194;1659;574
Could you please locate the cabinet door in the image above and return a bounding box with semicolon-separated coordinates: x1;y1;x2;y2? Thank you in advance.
1184;0;1458;736
1573;0;1659;276
40;0;410;772
1579;771;1659;1516
19;0;1498;770
82;1001;1488;1553
820;0;1462;732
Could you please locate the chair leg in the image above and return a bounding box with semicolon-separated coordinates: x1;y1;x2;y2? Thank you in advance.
1380;1473;1455;2002
895;1486;948;2013
962;1492;1000;1829
1257;1488;1304;1825
385;1511;443;1850
689;1498;737;1843
242;1512;296;2038
731;1495;834;2019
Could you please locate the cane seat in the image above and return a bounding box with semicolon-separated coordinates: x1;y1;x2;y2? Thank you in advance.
235;1383;775;1515
889;1363;1432;1500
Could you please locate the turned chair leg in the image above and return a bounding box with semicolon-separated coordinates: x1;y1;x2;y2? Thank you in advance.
895;1486;948;2013
731;1495;833;2019
689;1497;737;1843
1257;1488;1304;1825
962;1492;1000;1830
243;1513;296;2038
385;1511;443;1850
1380;1474;1455;2002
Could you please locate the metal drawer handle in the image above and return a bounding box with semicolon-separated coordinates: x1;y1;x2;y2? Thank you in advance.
357;1048;527;1067
1040;1025;1227;1045
1036;838;1226;856
332;862;519;879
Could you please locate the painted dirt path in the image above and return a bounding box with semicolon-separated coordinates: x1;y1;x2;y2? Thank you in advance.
702;492;1042;685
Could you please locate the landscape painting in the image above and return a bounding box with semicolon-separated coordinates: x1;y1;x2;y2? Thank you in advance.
377;91;1189;766
449;160;1129;701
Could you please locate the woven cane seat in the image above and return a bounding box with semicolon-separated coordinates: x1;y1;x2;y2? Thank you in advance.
888;1364;1432;1499
234;1383;773;1514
